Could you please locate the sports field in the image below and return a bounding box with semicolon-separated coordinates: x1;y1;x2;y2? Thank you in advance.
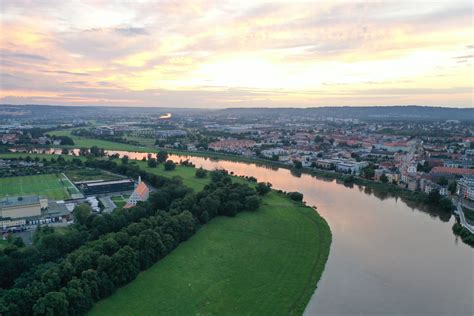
0;173;80;200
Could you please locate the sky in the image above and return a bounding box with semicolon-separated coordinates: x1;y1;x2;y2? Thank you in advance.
0;0;472;108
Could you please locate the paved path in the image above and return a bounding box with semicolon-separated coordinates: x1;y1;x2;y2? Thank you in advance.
456;202;474;234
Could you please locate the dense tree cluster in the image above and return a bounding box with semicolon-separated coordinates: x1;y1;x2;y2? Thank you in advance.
0;162;261;315
452;223;474;246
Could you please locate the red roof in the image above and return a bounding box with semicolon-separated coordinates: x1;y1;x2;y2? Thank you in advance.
430;167;474;176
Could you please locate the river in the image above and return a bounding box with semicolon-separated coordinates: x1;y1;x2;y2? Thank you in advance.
10;148;474;315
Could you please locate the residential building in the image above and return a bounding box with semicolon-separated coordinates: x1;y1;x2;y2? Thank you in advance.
457;175;474;201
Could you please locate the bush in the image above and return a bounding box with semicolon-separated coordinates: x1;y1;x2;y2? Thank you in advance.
287;192;304;202
256;182;272;195
164;160;176;171
195;167;207;178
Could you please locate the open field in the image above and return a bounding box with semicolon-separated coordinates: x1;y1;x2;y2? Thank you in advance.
0;173;80;200
89;191;331;315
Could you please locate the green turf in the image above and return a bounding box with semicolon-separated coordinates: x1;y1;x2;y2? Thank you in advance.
111;195;127;209
0;173;79;200
89;191;331;315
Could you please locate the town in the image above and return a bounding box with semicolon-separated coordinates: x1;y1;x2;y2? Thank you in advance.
1;106;474;242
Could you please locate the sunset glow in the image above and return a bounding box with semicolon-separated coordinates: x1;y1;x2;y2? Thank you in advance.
0;0;472;107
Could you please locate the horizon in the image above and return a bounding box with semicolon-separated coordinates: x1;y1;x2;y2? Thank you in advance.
1;1;473;108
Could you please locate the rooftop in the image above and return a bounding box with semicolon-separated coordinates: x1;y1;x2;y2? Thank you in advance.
0;196;40;209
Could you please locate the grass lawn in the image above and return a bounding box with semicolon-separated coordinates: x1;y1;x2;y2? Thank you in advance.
0;173;79;200
89;191;331;315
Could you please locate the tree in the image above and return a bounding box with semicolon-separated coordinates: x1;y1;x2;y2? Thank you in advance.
156;151;168;164
380;174;388;183
437;177;448;186
121;155;129;165
147;158;158;168
448;181;457;194
288;192;304;202
244;195;260;211
73;203;92;226
427;189;441;204
90;146;104;157
195;167;207;178
256;182;272;195
293;160;303;169
33;292;69;316
164;160;176;171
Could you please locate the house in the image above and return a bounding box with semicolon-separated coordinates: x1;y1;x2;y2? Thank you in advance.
124;178;150;209
421;179;447;196
336;161;368;174
261;148;287;159
314;159;334;169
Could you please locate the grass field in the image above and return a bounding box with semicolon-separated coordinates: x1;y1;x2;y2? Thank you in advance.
0;173;80;200
111;195;128;209
89;191;331;315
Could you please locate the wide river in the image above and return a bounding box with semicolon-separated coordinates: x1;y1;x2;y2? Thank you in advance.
14;148;474;315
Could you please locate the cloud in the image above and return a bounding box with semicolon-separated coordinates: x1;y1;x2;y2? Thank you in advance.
0;1;472;107
0;50;49;61
114;26;148;36
45;70;90;76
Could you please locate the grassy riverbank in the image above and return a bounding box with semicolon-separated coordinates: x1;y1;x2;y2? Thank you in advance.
89;190;331;315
